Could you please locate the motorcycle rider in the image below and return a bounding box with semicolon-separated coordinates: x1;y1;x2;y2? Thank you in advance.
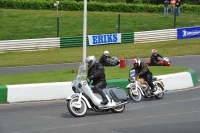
86;55;109;105
150;49;163;66
99;50;112;66
130;58;156;94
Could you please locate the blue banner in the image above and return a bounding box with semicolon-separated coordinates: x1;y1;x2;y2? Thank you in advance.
177;26;200;40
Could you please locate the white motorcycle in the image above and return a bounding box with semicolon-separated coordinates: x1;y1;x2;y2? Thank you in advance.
66;62;129;117
126;69;167;102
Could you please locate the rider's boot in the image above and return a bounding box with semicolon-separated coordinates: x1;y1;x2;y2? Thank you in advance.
96;87;109;105
101;99;108;105
151;86;156;95
99;91;108;105
101;94;108;105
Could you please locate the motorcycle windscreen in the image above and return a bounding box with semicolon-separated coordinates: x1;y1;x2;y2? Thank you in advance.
130;69;135;77
163;57;169;62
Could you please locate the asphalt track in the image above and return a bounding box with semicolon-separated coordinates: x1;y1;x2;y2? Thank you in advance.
0;55;200;79
0;55;200;133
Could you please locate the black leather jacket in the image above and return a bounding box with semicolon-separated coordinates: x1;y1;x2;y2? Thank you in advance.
150;53;163;66
87;62;106;85
99;54;111;65
130;62;152;78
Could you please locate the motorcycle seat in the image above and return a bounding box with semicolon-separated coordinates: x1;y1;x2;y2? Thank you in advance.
137;78;147;85
152;77;157;81
105;85;115;88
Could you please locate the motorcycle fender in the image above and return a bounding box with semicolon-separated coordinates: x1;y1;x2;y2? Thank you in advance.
66;93;92;109
126;83;135;89
127;83;145;96
136;86;145;96
155;81;164;87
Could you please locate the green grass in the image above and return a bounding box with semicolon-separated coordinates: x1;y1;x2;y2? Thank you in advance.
0;66;189;86
0;9;199;85
0;9;200;40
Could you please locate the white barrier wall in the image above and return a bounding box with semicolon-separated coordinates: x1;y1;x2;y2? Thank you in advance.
5;72;195;103
7;82;73;103
157;72;193;91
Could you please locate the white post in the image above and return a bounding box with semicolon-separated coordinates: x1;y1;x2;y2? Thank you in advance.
83;0;87;70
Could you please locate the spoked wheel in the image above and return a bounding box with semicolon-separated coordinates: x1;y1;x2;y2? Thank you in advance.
128;87;142;102
67;97;87;117
110;104;125;113
155;83;164;99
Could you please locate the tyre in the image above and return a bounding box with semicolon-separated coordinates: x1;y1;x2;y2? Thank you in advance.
155;83;164;99
67;97;87;117
110;104;125;113
128;87;142;102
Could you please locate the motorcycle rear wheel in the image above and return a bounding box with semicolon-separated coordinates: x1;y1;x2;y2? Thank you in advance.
110;104;125;113
155;83;164;99
128;87;142;102
67;97;87;117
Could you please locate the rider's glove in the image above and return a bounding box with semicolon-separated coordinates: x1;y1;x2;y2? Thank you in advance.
134;74;139;77
86;78;91;83
86;75;94;83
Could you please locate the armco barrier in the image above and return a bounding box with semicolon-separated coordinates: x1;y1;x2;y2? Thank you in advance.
0;38;60;52
0;70;198;103
1;26;198;53
0;32;134;52
134;29;177;44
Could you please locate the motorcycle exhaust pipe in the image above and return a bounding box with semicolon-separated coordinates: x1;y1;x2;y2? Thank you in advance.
154;89;167;95
98;101;129;109
113;101;129;108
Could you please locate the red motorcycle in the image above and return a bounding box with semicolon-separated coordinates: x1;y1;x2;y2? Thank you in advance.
146;57;171;66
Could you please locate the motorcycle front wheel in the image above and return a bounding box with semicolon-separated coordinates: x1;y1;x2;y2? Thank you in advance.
67;97;87;117
155;83;164;99
110;104;125;113
128;87;142;102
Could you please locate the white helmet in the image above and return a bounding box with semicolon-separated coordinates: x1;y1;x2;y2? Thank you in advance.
86;55;96;68
104;50;109;56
